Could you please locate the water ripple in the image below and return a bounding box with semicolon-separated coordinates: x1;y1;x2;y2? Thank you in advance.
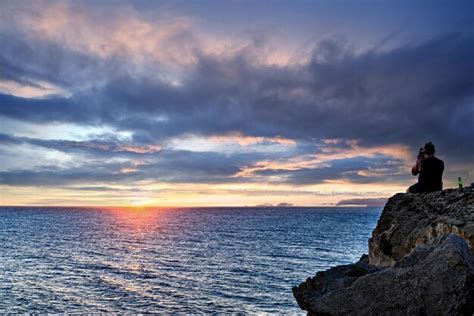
0;207;380;313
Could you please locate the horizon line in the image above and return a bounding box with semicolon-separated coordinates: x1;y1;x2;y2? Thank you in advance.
0;204;384;208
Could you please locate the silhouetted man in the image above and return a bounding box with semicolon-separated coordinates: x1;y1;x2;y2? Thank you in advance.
408;142;444;193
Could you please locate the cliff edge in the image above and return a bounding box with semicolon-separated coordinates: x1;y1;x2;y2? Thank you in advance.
293;188;474;315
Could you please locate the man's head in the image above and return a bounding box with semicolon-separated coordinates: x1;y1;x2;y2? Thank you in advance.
423;141;436;156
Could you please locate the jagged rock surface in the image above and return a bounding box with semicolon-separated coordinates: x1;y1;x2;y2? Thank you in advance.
293;188;474;315
369;188;473;267
293;234;474;315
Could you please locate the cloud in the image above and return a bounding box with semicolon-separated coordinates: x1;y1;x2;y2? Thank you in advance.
0;1;472;200
235;140;409;183
336;198;388;207
0;133;161;156
0;145;266;186
0;79;66;98
1;1;196;65
0;136;408;187
0;168;125;187
0;30;104;91
1;30;472;157
249;155;407;185
64;186;146;192
255;202;294;207
276;202;294;207
208;131;296;146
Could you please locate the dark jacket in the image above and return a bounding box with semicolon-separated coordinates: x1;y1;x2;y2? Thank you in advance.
414;156;444;192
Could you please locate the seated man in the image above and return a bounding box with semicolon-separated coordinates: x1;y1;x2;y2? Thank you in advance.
408;142;444;193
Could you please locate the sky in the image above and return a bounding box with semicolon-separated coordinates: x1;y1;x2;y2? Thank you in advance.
0;0;473;207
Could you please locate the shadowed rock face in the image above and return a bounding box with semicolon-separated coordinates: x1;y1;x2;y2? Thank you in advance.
293;188;474;315
369;188;473;267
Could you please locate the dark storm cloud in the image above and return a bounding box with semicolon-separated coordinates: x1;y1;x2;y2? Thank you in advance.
305;33;474;157
0;31;108;89
129;32;474;157
0;93;93;124
1;31;472;157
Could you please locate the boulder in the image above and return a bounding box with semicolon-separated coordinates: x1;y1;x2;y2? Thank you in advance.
293;188;474;315
293;234;474;315
369;188;473;267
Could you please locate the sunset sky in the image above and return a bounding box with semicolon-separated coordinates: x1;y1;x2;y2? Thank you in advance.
0;0;473;206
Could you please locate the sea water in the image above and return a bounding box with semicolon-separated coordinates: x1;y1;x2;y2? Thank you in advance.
0;207;381;313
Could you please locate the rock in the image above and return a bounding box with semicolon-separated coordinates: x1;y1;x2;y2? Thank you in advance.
292;255;380;312
293;188;474;315
369;188;474;267
293;234;474;315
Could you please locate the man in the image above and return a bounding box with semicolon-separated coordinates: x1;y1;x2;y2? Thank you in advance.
408;142;444;193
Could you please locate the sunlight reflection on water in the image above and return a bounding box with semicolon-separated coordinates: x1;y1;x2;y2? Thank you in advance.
0;207;381;313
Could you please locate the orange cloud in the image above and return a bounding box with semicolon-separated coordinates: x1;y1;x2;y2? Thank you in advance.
115;144;162;154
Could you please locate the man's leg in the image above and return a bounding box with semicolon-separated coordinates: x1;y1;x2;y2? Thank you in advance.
408;183;423;193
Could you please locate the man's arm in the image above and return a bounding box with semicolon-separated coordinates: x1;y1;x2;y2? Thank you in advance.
412;161;421;175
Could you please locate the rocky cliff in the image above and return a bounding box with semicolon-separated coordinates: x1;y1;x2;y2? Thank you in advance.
293;188;474;315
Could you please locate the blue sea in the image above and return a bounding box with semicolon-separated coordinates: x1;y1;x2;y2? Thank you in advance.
0;207;381;313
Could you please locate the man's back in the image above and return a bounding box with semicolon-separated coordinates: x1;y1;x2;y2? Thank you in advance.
419;156;444;192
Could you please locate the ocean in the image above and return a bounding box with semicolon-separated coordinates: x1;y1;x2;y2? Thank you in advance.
0;207;381;313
